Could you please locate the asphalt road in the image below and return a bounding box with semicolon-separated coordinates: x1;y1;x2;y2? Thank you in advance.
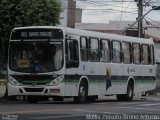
0;95;160;120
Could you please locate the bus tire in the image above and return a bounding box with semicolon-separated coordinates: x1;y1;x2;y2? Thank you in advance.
126;81;134;101
74;80;88;104
116;81;134;101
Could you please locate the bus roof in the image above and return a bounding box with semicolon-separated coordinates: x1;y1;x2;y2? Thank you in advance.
12;26;154;44
12;26;63;30
66;28;153;44
65;27;154;44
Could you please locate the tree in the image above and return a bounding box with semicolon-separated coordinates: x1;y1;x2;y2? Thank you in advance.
0;0;61;41
16;0;61;26
0;0;61;71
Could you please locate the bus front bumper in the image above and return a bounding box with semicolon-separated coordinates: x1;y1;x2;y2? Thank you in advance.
7;83;65;97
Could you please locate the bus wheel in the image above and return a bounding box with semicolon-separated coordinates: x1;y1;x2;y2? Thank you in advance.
74;81;88;104
27;96;38;103
126;82;134;101
116;82;134;101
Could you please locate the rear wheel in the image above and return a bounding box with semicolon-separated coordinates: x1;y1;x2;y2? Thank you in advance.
74;81;88;104
116;81;134;101
126;82;134;101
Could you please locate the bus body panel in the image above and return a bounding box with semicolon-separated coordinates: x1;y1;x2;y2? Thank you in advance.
7;26;156;101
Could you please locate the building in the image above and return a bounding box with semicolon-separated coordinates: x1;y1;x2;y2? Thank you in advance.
60;0;76;28
75;8;82;23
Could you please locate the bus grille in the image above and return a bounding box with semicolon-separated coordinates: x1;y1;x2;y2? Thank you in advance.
24;88;44;92
11;75;54;85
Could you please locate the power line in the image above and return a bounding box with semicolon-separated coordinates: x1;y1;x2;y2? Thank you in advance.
73;7;138;14
145;16;160;27
76;0;159;3
76;0;137;2
120;0;124;21
124;0;134;11
144;17;160;30
77;0;137;10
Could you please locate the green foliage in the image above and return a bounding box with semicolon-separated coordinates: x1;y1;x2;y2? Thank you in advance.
0;0;62;41
0;0;61;67
16;0;61;26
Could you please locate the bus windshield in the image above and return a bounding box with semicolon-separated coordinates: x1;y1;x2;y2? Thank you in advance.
9;41;63;73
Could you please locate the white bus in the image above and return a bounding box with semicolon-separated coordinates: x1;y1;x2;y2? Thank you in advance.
7;26;156;103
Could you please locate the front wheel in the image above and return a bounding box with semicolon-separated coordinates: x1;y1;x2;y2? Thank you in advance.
74;81;88;104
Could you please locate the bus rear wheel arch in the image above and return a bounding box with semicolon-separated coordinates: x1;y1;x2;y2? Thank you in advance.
116;79;134;101
74;79;88;104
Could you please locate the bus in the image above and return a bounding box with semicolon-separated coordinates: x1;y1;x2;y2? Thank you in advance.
7;26;156;103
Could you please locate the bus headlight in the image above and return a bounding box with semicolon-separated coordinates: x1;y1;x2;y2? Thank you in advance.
48;75;64;86
8;75;20;86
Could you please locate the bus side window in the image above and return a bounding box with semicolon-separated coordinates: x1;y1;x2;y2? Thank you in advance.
122;42;131;64
132;43;140;64
89;38;100;62
142;44;149;65
80;37;88;61
112;41;121;63
101;39;110;62
150;45;155;64
66;39;79;68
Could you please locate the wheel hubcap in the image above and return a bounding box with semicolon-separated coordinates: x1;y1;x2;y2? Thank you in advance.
80;86;85;96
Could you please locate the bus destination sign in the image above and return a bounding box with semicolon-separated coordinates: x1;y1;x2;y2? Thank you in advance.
21;31;52;38
11;28;63;40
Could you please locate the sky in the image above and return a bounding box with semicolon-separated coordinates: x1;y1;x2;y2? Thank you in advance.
76;0;160;23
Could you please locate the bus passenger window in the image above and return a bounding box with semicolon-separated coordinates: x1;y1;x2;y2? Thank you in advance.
80;37;88;61
122;42;131;64
101;40;110;62
150;45;155;64
66;39;79;68
112;41;121;63
142;44;149;65
133;43;140;64
90;38;99;62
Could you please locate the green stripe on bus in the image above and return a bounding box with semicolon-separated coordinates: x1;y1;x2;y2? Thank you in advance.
135;79;155;83
64;79;155;84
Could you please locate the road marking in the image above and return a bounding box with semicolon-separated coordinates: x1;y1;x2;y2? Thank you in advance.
155;98;160;101
119;107;160;112
92;102;107;104
140;103;160;106
31;115;83;119
119;102;150;105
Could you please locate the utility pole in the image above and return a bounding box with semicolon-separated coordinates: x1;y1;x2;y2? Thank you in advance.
123;5;160;33
137;0;143;38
